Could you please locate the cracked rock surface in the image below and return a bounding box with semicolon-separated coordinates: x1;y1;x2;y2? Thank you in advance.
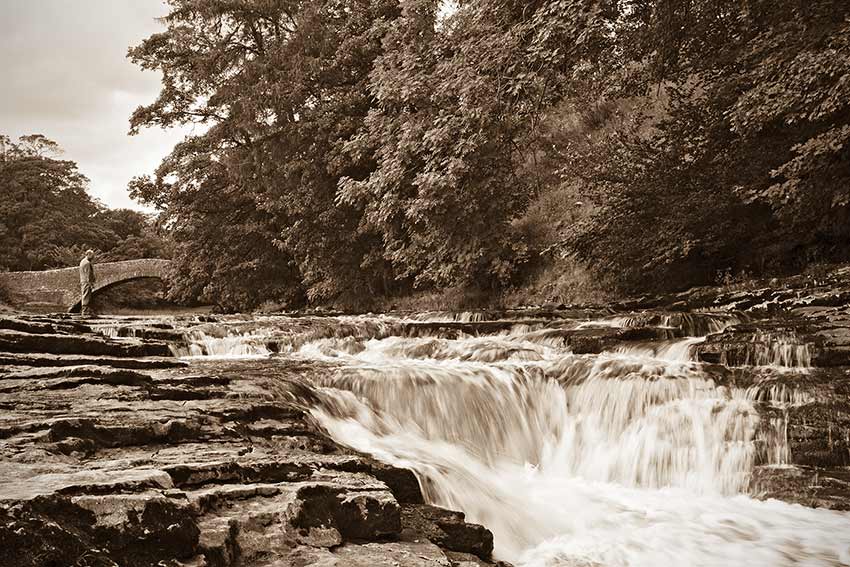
0;315;504;567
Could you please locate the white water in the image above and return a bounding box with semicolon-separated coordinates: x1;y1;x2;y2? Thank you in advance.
178;329;272;358
297;322;850;567
742;333;813;369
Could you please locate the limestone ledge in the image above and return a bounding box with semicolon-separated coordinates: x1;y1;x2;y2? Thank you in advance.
0;317;506;567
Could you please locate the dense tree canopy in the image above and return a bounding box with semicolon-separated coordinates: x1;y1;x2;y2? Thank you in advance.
129;0;850;308
563;0;850;291
0;134;170;272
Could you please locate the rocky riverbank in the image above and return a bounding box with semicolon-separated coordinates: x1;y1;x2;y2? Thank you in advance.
0;316;505;567
2;266;850;565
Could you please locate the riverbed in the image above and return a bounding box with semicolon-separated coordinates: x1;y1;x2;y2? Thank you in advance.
2;307;850;566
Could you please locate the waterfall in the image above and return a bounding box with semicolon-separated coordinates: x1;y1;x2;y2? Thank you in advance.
177;329;273;358
302;324;850;566
743;333;812;369
407;311;490;322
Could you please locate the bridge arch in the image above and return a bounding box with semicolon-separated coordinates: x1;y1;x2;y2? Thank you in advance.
0;259;172;313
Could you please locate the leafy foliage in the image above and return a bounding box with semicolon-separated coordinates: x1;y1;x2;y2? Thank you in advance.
0;135;169;272
130;0;850;306
562;0;850;291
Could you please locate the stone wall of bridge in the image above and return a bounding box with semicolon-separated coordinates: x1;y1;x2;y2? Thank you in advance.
0;259;172;312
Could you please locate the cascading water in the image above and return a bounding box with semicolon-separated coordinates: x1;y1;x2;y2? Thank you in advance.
178;328;273;358
293;317;850;566
743;333;812;369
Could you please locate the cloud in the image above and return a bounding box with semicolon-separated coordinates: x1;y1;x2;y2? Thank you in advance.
0;0;191;210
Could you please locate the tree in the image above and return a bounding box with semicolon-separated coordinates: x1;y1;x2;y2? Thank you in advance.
130;0;618;305
0;135;111;271
0;134;171;272
131;0;850;305
562;0;850;291
129;0;403;308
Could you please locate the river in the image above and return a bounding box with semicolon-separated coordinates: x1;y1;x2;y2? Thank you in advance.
104;310;850;566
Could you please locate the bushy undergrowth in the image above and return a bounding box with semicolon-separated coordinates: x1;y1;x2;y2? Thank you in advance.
502;256;615;307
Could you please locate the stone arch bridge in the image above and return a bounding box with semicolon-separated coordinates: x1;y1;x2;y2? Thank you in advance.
0;259;172;313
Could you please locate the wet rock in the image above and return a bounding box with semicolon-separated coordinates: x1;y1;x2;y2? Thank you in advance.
0;318;66;335
45;417;202;450
161;453;366;488
811;320;850;367
533;326;675;354
696;321;811;367
402;321;534;338
787;402;850;467
695;309;850;368
0;316;94;335
94;324;185;341
288;481;401;541
0;352;186;370
369;461;424;504
0;329;172;358
186;473;409;565
0;366;153;392
0;467;174;501
0;492;200;567
401;504;494;560
750;466;850;511
445;550;508;567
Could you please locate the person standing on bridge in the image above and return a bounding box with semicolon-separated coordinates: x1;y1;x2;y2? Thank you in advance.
79;249;96;316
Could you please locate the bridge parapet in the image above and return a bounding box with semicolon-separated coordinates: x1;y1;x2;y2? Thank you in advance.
0;259;172;312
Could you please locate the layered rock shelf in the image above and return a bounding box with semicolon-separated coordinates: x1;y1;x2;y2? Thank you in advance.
0;317;504;567
2;266;850;565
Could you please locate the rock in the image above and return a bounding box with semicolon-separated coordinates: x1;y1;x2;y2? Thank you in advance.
787;402;850;467
93;324;184;341
0;318;66;335
0;316;94;335
750;466;850;511
0;352;186;370
0;366;153;392
0;329;172;357
533;326;674;355
0;491;200;567
287;481;401;541
401;504;494;560
330;541;453;566
161;454;361;488
369;460;424;504
0;466;175;501
445;550;505;567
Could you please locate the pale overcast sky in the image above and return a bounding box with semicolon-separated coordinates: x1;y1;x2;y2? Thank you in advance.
1;0;191;210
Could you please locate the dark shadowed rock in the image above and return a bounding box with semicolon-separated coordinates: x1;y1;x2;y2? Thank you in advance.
0;491;199;567
401;504;494;560
750;466;850;511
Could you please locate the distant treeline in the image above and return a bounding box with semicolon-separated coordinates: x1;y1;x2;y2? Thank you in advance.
0;134;170;272
126;0;850;310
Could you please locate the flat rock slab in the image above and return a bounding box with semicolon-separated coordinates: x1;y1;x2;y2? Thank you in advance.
0;352;186;370
0;316;95;334
0;365;153;385
0;316;500;567
0;329;172;357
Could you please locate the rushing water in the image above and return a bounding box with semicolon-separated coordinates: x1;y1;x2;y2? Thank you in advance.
173;313;850;566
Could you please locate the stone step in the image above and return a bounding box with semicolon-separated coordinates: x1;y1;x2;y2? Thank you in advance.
0;329;172;358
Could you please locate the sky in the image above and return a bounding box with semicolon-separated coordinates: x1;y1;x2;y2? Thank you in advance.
1;0;191;210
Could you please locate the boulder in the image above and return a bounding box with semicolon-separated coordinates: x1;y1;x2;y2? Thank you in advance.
401;504;494;561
